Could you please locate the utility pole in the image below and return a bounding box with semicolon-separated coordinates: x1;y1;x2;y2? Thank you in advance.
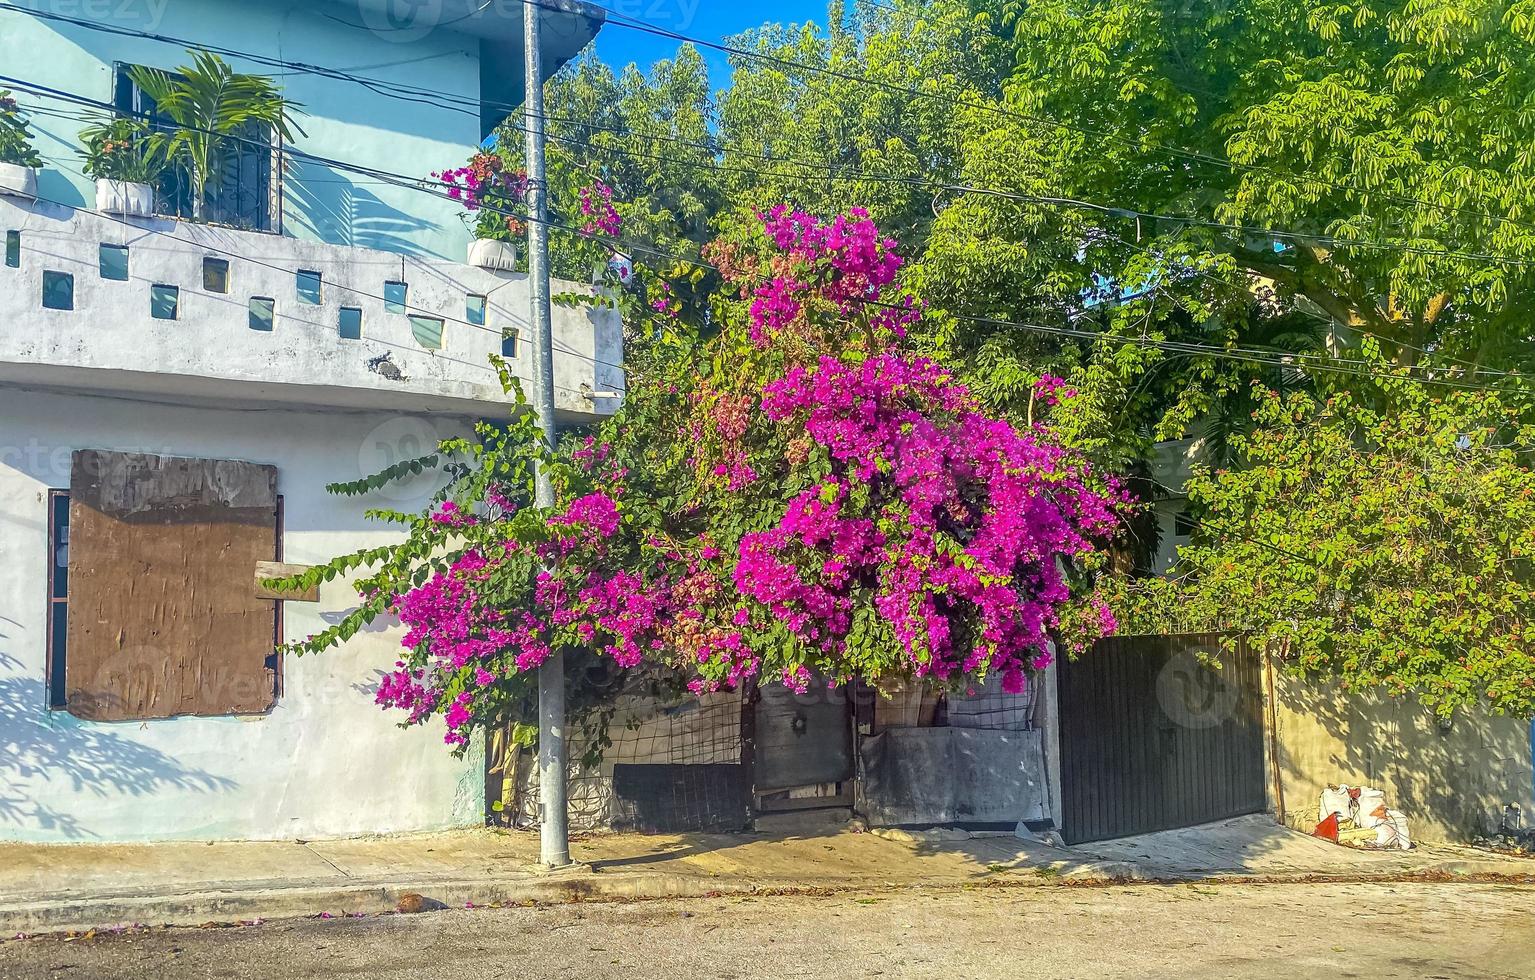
523;0;569;869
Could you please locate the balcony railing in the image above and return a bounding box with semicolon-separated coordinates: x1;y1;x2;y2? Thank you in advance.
0;192;624;420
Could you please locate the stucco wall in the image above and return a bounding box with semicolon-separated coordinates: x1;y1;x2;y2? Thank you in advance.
1;0;481;259
0;386;485;842
1269;668;1535;843
0;194;624;421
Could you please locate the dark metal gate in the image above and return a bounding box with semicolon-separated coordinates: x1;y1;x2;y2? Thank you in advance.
1057;633;1267;844
752;682;854;813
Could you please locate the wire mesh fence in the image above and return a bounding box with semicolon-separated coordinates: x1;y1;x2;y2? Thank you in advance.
492;688;746;832
858;673;1040;735
488;671;1044;832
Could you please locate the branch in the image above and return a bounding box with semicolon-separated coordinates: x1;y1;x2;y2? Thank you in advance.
1229;246;1390;334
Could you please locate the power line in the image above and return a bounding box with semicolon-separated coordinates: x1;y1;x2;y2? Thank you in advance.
15;104;633;375
1089;227;1523;381
524;0;1535;237
15;66;1533;274
533;115;1535;266
10;77;1532;396
7;0;1535;244
12;197;611;397
19;182;612;402
901;302;1533;395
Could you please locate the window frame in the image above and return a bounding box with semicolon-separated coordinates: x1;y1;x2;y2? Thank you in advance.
112;62;283;234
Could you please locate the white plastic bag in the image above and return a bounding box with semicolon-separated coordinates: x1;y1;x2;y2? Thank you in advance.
1374;808;1413;849
1320;785;1355;824
1355;788;1388;829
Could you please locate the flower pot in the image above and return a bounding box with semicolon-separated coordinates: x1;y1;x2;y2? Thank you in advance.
468;238;517;271
95;179;155;217
0;162;38;200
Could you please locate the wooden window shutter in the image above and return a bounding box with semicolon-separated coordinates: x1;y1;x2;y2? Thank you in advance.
65;450;280;720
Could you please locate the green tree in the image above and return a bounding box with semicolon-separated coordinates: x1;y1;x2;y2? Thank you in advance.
1112;354;1535;717
493;46;726;308
921;0;1535;426
504;0;1535;561
716;0;1008;244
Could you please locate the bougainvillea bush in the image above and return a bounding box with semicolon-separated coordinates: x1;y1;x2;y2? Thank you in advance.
276;207;1125;747
432;149;620;267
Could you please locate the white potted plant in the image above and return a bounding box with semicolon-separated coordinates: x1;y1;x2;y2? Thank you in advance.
435;152;525;271
127;53;304;224
0;90;42;200
468;234;519;271
81;117;164;217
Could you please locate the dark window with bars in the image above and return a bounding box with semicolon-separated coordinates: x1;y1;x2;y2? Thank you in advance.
113;64;278;233
46;491;69;709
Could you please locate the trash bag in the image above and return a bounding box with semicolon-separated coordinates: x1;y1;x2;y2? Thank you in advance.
1374;808;1413;850
1320;785;1355;824
1355;788;1388;829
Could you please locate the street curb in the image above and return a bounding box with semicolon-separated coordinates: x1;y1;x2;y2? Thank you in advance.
0;871;739;935
2;865;1139;935
4;860;1530;936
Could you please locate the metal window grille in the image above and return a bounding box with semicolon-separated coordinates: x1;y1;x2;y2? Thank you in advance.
114;65;279;233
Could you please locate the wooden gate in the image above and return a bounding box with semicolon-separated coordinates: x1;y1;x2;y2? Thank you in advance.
1057;633;1267;844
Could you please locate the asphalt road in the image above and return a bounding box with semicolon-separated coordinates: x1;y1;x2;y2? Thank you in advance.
2;881;1532;979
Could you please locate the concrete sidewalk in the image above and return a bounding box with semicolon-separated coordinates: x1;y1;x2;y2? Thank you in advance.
3;815;1531;934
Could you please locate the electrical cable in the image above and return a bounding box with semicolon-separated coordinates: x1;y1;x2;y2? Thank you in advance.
10;78;1532;396
6;0;1535;241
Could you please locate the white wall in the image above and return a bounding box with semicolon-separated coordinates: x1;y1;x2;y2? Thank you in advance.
0;386;486;842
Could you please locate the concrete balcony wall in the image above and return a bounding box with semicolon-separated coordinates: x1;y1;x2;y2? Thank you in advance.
0;195;624;420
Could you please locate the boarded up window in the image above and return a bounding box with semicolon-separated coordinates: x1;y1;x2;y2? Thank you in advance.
64;450;280;720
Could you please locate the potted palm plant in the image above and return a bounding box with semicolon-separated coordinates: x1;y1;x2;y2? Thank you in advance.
434;151;527;271
0;90;43;200
128;51;303;224
80;117;164;217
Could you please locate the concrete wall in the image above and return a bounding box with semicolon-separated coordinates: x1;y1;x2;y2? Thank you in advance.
0;386;486;842
1268;667;1535;843
0;194;624;420
1;0;482;260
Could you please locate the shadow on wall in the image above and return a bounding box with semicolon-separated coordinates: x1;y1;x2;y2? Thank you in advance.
1272;667;1535;842
284;162;438;258
0;676;236;840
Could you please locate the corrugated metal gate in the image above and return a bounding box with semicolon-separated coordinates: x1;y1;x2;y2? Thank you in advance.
1057;633;1267;844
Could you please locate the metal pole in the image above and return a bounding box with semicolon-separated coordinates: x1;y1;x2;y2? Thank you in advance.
523;0;569;869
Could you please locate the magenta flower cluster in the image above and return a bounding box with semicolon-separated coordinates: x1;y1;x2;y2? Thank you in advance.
579;182;622;237
433;152;527;212
736;353;1120;693
379;486;657;742
745;206;911;345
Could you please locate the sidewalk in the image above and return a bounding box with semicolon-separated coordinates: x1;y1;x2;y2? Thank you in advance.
3;815;1531;934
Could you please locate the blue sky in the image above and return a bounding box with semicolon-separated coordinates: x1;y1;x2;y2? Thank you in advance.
589;0;831;89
